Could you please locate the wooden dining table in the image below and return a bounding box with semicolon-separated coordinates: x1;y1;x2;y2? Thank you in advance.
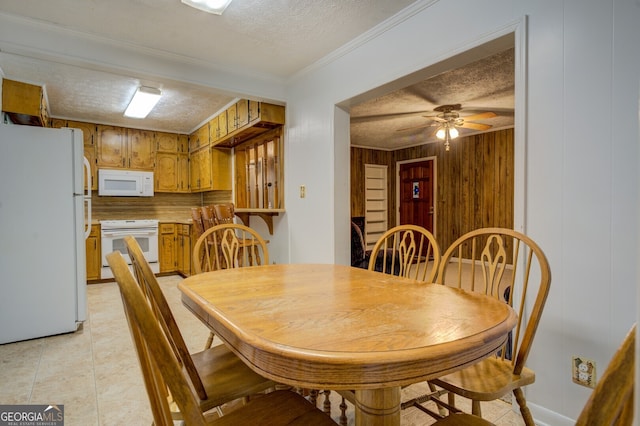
179;264;517;426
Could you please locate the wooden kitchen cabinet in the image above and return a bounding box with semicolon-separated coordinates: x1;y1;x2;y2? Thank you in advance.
51;119;98;190
226;99;254;133
176;224;192;276
86;224;101;281
96;125;155;169
211;147;232;190
209;111;228;144
155;131;188;153
155;132;189;193
96;125;127;168
155;152;189;193
159;223;176;273
189;146;212;192
127;128;156;170
1;79;49;127
189;123;209;152
216;101;285;148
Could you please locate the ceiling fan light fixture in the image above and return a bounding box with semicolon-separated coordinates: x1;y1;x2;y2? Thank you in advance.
181;0;233;15
436;125;459;140
124;86;161;119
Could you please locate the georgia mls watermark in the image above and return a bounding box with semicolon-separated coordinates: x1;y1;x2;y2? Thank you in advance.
0;405;64;426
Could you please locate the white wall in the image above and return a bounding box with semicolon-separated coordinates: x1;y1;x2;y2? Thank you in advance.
284;0;639;423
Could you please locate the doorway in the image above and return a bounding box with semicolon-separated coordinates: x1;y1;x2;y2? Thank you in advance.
397;158;435;235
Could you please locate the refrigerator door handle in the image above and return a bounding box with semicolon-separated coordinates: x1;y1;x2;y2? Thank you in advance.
83;156;92;239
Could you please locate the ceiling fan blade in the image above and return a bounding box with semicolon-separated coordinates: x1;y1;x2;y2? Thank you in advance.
459;122;492;131
461;111;497;121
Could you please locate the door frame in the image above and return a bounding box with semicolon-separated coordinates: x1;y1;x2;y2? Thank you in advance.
396;156;437;237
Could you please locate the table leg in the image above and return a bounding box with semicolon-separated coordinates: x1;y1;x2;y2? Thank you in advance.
354;387;401;426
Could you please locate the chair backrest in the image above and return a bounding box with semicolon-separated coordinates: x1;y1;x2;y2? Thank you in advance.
368;224;441;282
191;207;205;241
212;203;235;225
436;227;551;375
575;324;635;425
124;236;209;402
107;251;208;426
192;223;269;274
201;205;216;230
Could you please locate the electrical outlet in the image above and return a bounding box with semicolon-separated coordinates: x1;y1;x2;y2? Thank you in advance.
572;356;596;388
300;185;306;198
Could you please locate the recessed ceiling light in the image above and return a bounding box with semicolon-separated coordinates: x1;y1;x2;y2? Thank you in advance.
181;0;233;15
124;87;162;119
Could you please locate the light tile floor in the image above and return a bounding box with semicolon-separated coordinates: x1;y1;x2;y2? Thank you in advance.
0;275;525;425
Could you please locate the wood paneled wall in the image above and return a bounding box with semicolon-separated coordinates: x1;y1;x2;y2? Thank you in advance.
351;128;514;252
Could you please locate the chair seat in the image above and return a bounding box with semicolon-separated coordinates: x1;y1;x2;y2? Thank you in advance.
210;390;335;425
430;357;535;400
191;343;276;413
431;412;495;426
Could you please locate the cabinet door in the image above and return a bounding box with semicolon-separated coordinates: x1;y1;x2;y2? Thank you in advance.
127;129;155;169
236;99;250;129
67;120;96;146
86;225;101;280
217;110;228;139
227;103;238;132
189;148;202;190
177;134;189;153
211;147;231;190
159;224;176;273
198;147;212;191
97;125;126;168
248;100;260;124
189;123;209;152
209;116;219;144
155;152;179;192
155;131;180;152
177;154;189;192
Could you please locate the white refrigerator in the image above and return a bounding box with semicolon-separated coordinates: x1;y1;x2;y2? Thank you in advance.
0;123;90;344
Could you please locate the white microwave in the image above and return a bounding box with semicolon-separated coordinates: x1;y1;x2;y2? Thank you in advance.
98;169;154;197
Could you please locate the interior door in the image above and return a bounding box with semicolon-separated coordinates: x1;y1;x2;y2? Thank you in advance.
399;160;434;233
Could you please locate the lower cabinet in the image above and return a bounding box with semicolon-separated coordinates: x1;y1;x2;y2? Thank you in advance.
159;223;176;273
177;224;192;276
86;224;101;281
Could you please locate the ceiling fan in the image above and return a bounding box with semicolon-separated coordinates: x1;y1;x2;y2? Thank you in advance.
397;104;497;150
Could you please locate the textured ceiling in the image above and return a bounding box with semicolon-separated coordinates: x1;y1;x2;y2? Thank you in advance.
350;48;515;149
0;0;513;148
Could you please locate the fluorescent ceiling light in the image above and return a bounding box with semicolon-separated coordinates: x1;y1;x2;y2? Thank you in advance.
181;0;233;15
124;87;161;119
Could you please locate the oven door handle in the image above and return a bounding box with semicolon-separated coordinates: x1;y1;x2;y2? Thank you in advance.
102;230;158;238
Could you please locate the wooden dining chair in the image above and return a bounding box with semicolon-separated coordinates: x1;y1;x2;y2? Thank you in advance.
193;223;269;274
415;323;637;426
367;224;441;282
123;236;276;420
106;250;336;426
201;205;217;230
426;227;551;426
193;223;269;349
212;203;235;225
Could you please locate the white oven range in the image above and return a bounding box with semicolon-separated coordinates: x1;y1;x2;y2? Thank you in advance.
100;219;159;279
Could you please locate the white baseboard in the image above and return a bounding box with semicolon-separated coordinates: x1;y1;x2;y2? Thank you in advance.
528;402;575;426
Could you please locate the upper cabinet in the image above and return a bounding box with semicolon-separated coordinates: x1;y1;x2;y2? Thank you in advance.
1;79;49;127
51;119;97;191
211;100;284;148
96;125;155;170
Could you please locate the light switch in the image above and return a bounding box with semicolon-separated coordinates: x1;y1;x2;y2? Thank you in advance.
300;185;306;198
